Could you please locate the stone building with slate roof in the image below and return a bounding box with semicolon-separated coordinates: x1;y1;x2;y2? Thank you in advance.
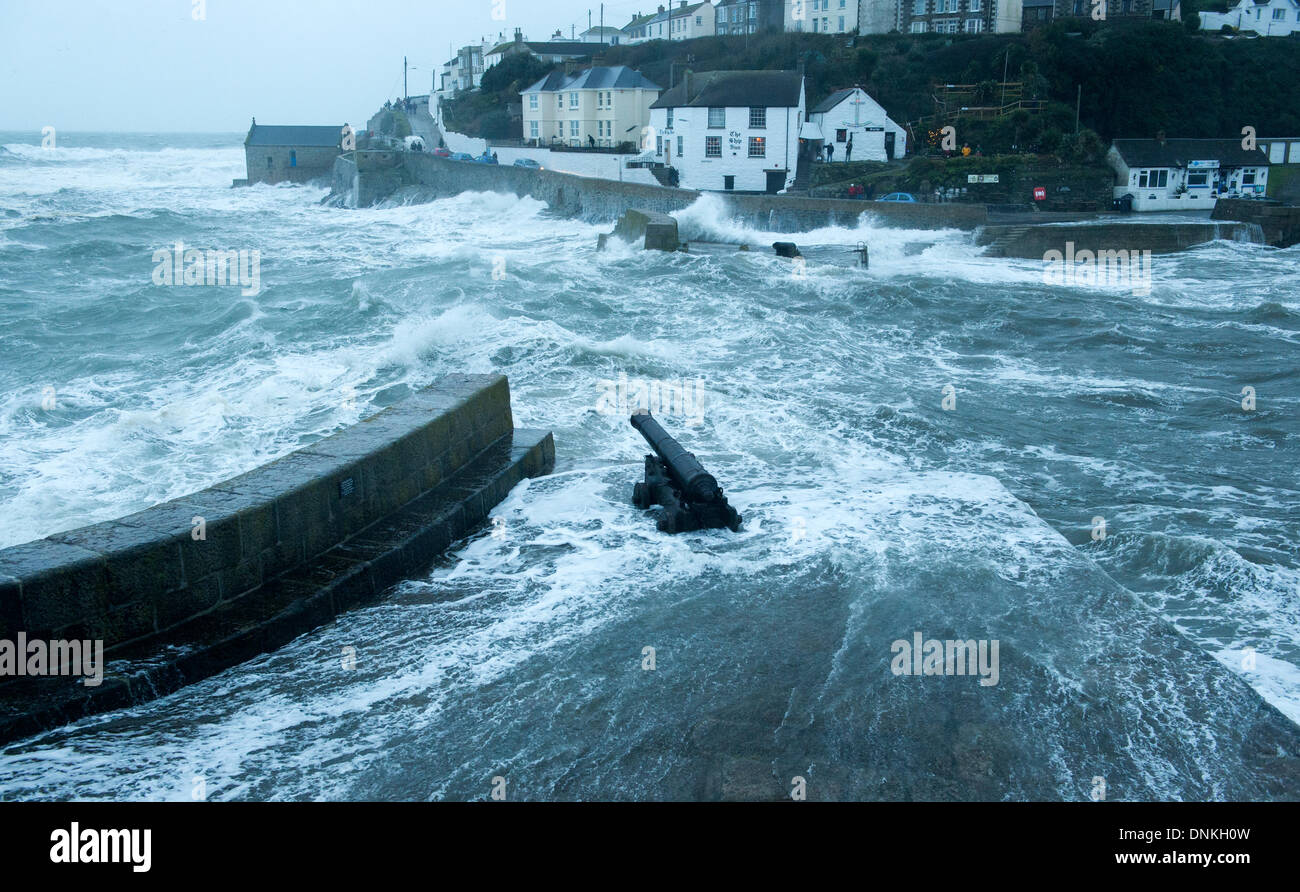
243;120;345;185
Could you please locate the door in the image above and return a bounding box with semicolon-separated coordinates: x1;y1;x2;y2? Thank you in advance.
766;170;786;194
724;175;735;191
885;132;895;160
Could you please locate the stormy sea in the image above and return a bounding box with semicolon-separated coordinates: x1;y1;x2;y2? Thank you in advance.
0;132;1297;801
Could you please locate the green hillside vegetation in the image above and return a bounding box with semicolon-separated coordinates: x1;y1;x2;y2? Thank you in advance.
444;21;1299;152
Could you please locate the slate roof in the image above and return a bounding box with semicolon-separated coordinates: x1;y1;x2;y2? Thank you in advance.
246;124;342;148
650;70;803;109
1111;138;1270;168
523;65;662;93
488;39;608;57
810;88;859;115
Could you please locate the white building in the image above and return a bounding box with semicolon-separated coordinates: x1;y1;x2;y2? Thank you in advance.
1257;136;1300;165
522;66;662;148
622;2;717;43
648;69;806;193
1107;138;1271;212
786;0;863;33
486;30;609;70
438;42;492;94
1200;0;1299;35
581;25;624;45
808;87;907;161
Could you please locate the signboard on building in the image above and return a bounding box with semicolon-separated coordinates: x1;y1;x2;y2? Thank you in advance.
1188;159;1220;170
967;174;999;184
1033;186;1047;201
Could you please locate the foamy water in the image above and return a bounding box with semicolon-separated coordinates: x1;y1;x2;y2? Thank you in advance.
0;133;1297;801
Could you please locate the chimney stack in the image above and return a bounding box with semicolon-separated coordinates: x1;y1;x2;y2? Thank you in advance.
514;27;523;44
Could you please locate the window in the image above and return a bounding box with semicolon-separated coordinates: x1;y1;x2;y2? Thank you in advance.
1273;8;1284;19
836;129;847;142
569;93;579;109
839;16;846;30
967;17;984;31
749;107;766;129
570;120;580;138
1137;169;1168;189
656;135;663;155
812;17;818;30
706;136;722;157
708;107;726;128
910;21;926;31
529;121;539;138
823;16;830;29
1187;172;1208;187
667;108;674;129
696;15;702;25
913;0;926;13
969;0;981;9
529;94;538;110
748;136;766;157
677;136;684;157
1243;170;1256;185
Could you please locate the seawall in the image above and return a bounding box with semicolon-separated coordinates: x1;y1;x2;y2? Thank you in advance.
344;151;990;231
1212;198;1300;248
0;374;555;742
977;221;1264;258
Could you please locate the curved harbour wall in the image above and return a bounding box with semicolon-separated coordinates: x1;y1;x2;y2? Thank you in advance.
0;374;554;741
338;151;990;231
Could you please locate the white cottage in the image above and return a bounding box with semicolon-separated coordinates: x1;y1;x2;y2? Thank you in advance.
1200;0;1299;35
808;87;907;162
1107;138;1271;212
648;70;806;193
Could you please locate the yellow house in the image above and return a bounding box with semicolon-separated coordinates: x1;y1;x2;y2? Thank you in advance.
522;66;662;149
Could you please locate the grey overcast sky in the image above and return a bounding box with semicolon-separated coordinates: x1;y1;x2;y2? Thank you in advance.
0;0;656;133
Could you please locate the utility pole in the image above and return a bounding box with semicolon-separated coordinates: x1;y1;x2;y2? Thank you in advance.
1075;84;1081;134
404;56;408;101
1001;48;1009;108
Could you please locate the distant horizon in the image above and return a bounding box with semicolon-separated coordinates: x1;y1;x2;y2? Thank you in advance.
0;0;642;132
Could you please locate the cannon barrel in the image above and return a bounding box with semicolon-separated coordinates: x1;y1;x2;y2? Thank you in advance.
630;411;720;504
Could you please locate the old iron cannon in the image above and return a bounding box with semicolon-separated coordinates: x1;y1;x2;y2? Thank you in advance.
630;410;742;534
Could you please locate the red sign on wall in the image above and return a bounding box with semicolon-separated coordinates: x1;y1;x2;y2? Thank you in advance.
1033;187;1047;201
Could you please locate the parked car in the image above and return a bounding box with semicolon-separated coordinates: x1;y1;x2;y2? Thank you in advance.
432;147;451;158
474;153;499;165
449;152;475;162
513;158;542;170
876;192;918;203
